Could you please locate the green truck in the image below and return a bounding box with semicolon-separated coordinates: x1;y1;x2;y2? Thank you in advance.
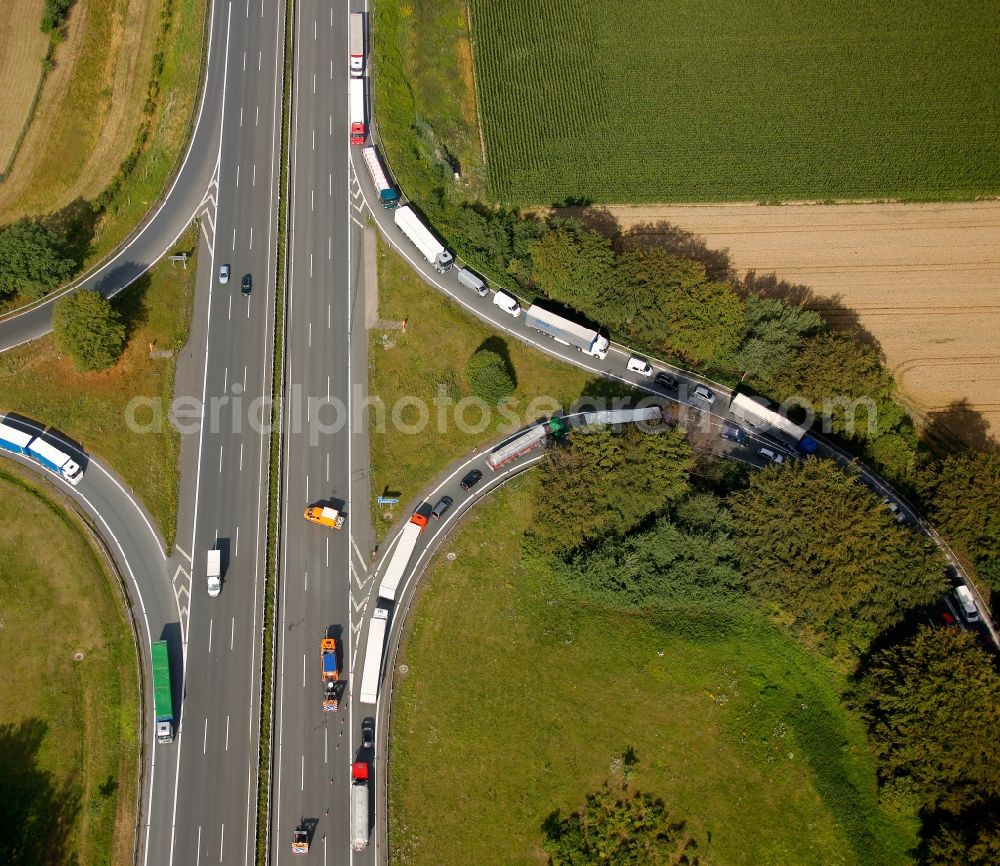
152;640;174;743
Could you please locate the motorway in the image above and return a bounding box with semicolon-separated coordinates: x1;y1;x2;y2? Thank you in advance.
160;0;285;865
1;0;284;863
268;2;372;865
0;0;994;862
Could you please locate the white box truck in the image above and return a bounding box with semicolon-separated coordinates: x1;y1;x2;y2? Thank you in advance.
359;607;389;704
393;205;453;272
350;761;370;850
349;13;364;77
524;304;609;358
349;78;365;145
207;549;221;597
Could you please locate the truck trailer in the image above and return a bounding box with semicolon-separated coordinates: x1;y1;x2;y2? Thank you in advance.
151;640;174;743
361;146;399;208
349;78;365;145
350;761;370;850
524;304;610;359
206;549;221;597
321;638;339;711
26;436;84;485
0;420;33;455
393;205;454;273
486;418;567;471
349;12;364;77
729;393;817;456
378;511;428;601
359;607;389;704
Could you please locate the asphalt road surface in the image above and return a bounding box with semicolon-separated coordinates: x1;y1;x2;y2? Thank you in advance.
0;3;230;353
269;2;373;864
149;1;285;864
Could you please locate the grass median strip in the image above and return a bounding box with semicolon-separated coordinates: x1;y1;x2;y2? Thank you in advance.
254;0;293;861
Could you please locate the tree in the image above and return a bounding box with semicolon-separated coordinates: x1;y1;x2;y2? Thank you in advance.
735;294;823;384
552;508;743;609
53;289;126;371
768;331;893;441
465;348;515;405
921;805;1000;866
529;222;615;309
612;248;745;368
919;452;1000;589
533;424;693;556
861;627;1000;816
728;459;946;657
542;781;699;865
0;218;76;300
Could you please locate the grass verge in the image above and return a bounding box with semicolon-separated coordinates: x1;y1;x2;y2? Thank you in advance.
0;465;140;866
372;0;485;205
85;0;208;263
388;474;918;866
368;238;634;541
0;221;198;548
254;0;292;861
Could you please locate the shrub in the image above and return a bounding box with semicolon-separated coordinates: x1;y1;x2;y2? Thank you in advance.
465;348;515;405
53;290;126;371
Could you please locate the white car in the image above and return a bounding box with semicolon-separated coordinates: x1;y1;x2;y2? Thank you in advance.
492;290;521;317
626;356;653;377
219;264;231;284
758;447;784;465
692;384;715;404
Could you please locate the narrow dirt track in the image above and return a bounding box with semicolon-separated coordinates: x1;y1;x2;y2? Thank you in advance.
607;201;1000;448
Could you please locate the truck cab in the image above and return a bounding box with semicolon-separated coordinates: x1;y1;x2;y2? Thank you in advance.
207;549;222;597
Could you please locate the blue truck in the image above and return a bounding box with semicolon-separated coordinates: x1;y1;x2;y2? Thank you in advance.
0;417;85;485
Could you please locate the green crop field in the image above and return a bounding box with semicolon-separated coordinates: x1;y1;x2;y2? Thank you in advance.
468;0;1000;203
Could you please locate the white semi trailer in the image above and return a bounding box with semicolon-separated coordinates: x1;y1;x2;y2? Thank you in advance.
358;607;389;704
393;205;454;273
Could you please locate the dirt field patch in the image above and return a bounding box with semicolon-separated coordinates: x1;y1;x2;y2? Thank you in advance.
0;0;49;175
0;0;162;221
605;201;1000;448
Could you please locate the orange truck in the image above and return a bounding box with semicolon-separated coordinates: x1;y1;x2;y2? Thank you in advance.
292;825;309;854
304;505;345;529
321;638;339;712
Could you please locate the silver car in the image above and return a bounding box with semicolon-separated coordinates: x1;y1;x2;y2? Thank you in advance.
219;264;231;284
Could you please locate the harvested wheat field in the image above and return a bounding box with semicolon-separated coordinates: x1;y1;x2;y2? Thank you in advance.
0;0;162;221
608;202;1000;449
0;0;49;176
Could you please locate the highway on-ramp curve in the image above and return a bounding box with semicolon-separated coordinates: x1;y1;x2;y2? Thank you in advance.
1;1;285;863
0;2;229;353
349;133;999;861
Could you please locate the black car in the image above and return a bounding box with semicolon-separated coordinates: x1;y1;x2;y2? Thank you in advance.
720;422;748;444
431;495;453;519
654;371;678;390
241;273;252;296
460;469;482;490
361;717;375;749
